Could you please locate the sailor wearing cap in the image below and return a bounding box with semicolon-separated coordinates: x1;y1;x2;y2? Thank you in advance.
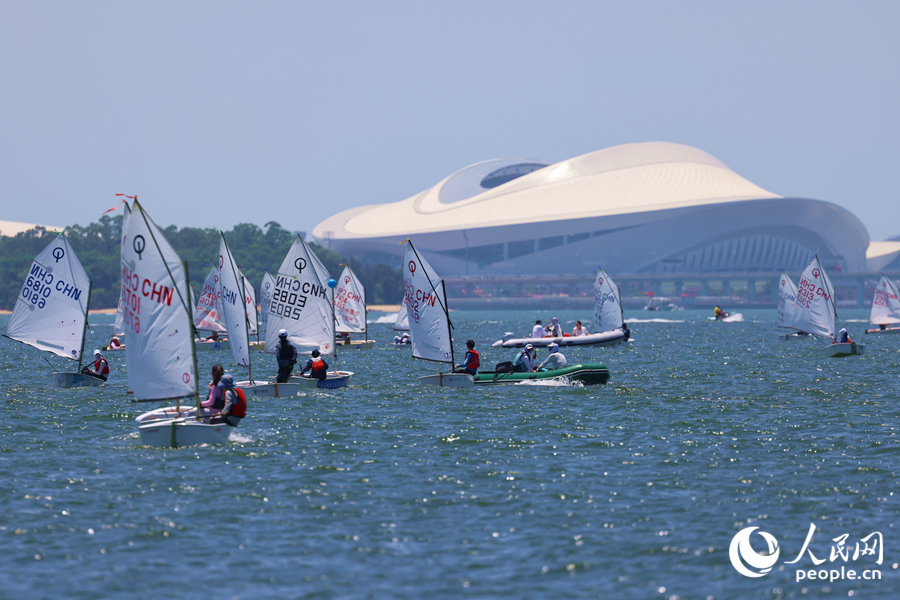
838;328;851;344
537;342;568;371
513;343;536;372
81;349;110;381
275;329;298;383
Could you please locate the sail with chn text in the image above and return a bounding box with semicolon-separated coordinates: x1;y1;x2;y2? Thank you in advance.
120;200;196;401
402;241;452;364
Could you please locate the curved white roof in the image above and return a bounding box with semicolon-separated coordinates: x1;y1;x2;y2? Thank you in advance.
315;142;781;239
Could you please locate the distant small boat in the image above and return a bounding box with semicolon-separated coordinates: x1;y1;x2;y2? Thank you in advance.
4;232;102;388
864;274;900;334
473;363;610;386
334;265;375;349
791;255;864;358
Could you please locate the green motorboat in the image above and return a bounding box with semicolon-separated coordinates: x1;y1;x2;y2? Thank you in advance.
473;363;610;386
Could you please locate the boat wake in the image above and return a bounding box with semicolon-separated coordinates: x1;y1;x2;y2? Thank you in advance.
626;318;685;324
517;377;584;388
370;314;398;324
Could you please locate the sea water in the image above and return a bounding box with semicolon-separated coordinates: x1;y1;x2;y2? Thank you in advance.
1;309;898;600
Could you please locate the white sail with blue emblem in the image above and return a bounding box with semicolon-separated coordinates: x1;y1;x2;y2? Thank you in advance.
777;271;798;329
121;200;196;402
5;232;91;361
593;267;623;333
265;236;334;356
218;233;251;368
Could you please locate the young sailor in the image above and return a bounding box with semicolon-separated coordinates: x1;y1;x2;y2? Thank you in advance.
537;343;568;371
82;349;110;381
300;349;329;381
838;328;851;343
275;329;298;383
208;374;246;427
453;339;480;375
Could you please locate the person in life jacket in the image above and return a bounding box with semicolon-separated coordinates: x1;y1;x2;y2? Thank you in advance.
837;327;851;344
453;339;480;375
81;349;110;381
714;306;724;320
300;349;329;381
512;344;536;372
209;374;246;427
275;329;298;383
107;336;122;349
200;364;225;413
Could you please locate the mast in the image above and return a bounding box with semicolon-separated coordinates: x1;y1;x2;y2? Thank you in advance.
329;277;338;373
77;280;93;372
442;279;454;367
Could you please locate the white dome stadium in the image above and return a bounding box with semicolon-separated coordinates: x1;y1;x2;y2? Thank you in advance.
313;142;889;276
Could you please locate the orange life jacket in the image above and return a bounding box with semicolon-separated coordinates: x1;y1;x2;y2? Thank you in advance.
466;350;480;370
94;358;110;375
311;357;327;372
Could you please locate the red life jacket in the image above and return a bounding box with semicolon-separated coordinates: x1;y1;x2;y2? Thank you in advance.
311;357;327;372
467;350;480;369
231;388;247;417
94;358;110;375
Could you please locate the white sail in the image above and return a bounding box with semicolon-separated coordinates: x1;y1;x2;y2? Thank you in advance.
218;234;251;368
393;296;410;331
243;273;258;336
121;200;196;401
791;256;837;339
593;267;623;333
193;265;227;333
870;274;900;325
265;236;335;355
258;271;275;330
777;270;798;329
403;242;452;364
5;232;91;361
112;294;125;337
334;265;366;334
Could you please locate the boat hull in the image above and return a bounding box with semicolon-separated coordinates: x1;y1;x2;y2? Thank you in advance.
235;381;301;398
138;418;232;448
194;339;229;351
288;371;354;390
101;345;125;351
492;330;626;349
864;327;900;334
473;363;610;386
335;340;375;350
418;373;475;388
135;405;211;423
53;372;105;388
824;342;865;358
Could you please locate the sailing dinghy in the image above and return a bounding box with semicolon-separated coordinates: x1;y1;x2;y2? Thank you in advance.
193;265;229;351
4;232;100;388
334;265;375;349
263;236;353;391
864;274;900;334
791;255;864;358
777;271;812;340
492;267;627;349
403;240;474;388
123;200;233;447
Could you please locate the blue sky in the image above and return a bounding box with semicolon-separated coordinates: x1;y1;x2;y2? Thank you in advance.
2;2;898;240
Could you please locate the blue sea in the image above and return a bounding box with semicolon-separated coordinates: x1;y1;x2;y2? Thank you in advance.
1;309;898;600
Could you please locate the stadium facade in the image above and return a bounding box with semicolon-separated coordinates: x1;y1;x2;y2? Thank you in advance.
313;142;900;276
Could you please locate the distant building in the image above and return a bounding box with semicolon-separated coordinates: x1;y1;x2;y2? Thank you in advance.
313;142;900;275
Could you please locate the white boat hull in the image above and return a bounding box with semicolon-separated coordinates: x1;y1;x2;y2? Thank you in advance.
235;380;301;398
194;339;229;351
492;329;626;349
53;372;105;388
138;418;232;448
288;371;354;390
101;345;125;351
418;373;475;388
135;404;211;424
864;327;900;334
824;342;865;358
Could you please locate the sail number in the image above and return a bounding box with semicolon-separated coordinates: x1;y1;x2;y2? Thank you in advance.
21;264;83;310
796;277;830;309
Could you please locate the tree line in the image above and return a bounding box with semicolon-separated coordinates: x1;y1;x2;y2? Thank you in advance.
0;215;403;311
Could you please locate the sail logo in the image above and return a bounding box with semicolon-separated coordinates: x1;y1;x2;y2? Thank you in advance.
729;527;780;578
219;254;224;269
52;247;65;262
408;261;417;276
294;257;307;273
344;276;350;284
811;268;820;279
133;235;145;260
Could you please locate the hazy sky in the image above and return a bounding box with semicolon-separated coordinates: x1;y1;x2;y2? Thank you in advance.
2;2;898;240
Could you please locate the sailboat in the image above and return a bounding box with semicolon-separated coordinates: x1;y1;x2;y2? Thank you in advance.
102;292;126;351
777;271;811;340
491;268;627;348
393;296;410;332
264;236;353;390
4;232;100;388
334;265;375;349
864;274;900;334
404;240;474;388
790;255;865;358
193;265;229;351
259;270;275;333
123;199;233;447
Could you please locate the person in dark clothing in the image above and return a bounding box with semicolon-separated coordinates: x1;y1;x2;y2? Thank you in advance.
300;349;329;381
275;329;297;383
